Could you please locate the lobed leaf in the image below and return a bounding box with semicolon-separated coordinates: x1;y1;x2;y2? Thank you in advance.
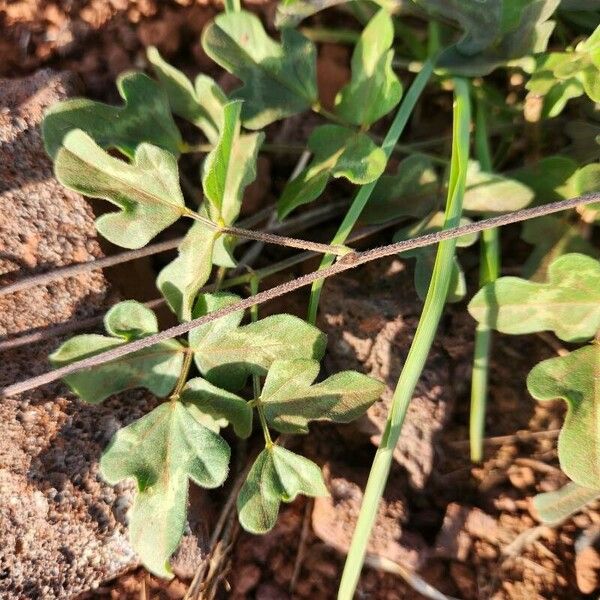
278;124;386;219
50;301;185;404
468;253;600;341
43;72;181;159
202;10;317;129
533;481;600;524
100;402;230;577
54;130;186;249
334;9;402;126
527;344;600;489
237;445;328;534
189;293;327;391
261;359;384;434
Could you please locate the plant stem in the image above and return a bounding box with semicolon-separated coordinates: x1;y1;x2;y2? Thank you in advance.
307;56;436;324
311;102;351;126
469;94;500;463
337;78;471;599
224;0;240;12
170;348;194;400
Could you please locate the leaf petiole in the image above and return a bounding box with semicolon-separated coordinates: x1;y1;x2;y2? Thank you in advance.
170;347;194;400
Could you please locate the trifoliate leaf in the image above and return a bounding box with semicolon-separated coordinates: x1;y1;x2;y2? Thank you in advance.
395;212;478;303
54;130;186;249
261;359;384;434
468;253;600;341
180;377;253;438
189;293;327;391
202;100;264;225
462;160;534;214
278;124;386;219
527;344;600;489
334;9;402;126
49;301;185;404
533;481;600;524
100;402;230;578
361;154;439;225
157;219;217;321
237;445;328;534
147;46;226;144
202;10;317;129
43;72;181;159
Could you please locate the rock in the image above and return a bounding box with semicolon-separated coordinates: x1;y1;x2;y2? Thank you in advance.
320;258;474;489
0;69;153;599
575;546;600;594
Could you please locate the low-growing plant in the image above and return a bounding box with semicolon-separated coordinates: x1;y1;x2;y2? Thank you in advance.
31;0;600;595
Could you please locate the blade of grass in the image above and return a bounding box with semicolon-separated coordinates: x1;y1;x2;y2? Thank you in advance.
337;78;471;599
306;56;436;324
469;92;500;463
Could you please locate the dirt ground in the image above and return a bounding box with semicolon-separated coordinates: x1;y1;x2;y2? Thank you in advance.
2;1;600;599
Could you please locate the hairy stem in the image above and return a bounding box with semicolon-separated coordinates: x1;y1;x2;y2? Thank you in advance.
337;78;471;599
170;348;194;400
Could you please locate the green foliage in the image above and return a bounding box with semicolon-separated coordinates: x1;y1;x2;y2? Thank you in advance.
533;481;600;524
202;10;317;128
43;72;182;159
100;401;230;577
50;301;184;404
469;253;600;342
54;130;186;249
237;445;328;533
527;344;600;489
278;125;386;218
335;9;402;126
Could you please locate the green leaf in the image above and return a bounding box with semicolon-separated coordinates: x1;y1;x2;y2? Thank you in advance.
462;160;534;214
334;9;402;126
180;377;253;438
533;481;600;524
43;72;182;159
511;155;578;203
468;253;600;341
189;293;327;391
202;100;264;225
54;130;186;249
278;125;386;219
261;359;384;434
202;10;317;129
147;46;226;144
527;344;600;489
49;301;185;404
237;445;328;534
361;154;439;225
100;402;230;577
394;212;478;303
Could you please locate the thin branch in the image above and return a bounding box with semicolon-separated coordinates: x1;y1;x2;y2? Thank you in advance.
2;192;598;398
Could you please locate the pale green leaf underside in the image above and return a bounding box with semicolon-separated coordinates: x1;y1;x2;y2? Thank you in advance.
202;10;317;129
50;301;184;404
54;130;185;249
261;359;384;434
43;71;181;159
527;344;600;489
468;253;600;342
100;402;230;578
533;481;600;524
237;445;328;534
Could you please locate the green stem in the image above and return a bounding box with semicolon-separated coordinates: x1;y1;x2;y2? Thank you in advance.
469;94;500;463
311;102;351;127
224;0;240;12
170;348;194;400
337;78;471;599
307;56;437;325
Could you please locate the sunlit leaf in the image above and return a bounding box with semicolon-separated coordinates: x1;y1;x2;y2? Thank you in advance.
202;10;317;129
278;124;386;219
237;445;328;534
468;253;600;341
49;301;184;404
43;72;181;159
100;402;230;577
260;358;384;434
335;9;402;126
147;46;226;144
189;293;327;391
533;481;600;524
54;129;186;249
527;344;600;489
